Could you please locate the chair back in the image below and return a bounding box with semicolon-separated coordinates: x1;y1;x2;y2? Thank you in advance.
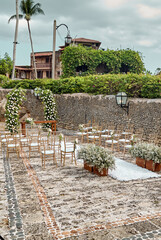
62;136;75;152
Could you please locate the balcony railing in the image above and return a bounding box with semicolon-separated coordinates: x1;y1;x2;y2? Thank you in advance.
36;63;52;69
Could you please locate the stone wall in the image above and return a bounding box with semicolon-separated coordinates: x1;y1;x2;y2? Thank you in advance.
55;93;161;135
0;90;161;137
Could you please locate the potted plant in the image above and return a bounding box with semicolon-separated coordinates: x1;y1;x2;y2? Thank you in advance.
77;144;115;176
130;142;161;172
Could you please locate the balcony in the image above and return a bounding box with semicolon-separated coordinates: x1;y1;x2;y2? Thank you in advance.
36;63;52;69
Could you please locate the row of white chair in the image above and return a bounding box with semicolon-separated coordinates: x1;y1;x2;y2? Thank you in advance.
0;130;77;168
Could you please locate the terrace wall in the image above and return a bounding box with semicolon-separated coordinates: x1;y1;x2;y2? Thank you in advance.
0;90;160;137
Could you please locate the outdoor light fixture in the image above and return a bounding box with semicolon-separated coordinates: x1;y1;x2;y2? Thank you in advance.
65;32;72;45
52;20;72;79
56;23;72;45
115;92;129;114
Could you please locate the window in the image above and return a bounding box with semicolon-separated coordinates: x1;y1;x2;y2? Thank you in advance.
46;57;49;63
46;71;49;78
37;71;43;78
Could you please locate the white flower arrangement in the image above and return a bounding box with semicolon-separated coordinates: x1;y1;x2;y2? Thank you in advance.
130;142;161;163
78;144;115;171
74;138;79;144
59;133;64;141
92;127;97;132
34;88;57;129
130;134;138;146
26;117;34;125
79;124;84;132
110;130;115;140
5;88;26;133
47;128;52;137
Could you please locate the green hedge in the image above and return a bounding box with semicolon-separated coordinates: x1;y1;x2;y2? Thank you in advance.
61;46;145;78
1;73;161;98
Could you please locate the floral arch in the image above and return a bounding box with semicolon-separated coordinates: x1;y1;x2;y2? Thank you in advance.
5;88;57;133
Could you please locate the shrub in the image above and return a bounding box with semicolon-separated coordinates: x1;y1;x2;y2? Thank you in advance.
1;73;161;98
0;74;9;86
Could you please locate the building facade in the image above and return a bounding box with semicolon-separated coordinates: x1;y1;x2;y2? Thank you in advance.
15;38;101;79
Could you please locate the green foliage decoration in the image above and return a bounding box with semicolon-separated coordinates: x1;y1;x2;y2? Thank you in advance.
34;88;57;128
61;45;144;78
5;88;26;133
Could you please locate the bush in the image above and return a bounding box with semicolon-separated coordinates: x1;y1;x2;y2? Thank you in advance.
0;74;9;86
1;73;161;98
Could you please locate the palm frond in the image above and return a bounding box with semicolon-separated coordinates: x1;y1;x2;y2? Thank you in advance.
20;0;44;17
26;0;34;12
31;3;45;16
8;14;23;23
20;0;26;14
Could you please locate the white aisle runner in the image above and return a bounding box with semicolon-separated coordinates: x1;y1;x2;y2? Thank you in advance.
108;158;161;181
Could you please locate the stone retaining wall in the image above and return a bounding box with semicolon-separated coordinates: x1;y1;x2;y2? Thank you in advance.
55;93;161;136
0;90;161;137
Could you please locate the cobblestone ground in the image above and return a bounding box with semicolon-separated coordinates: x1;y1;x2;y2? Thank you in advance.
0;130;161;239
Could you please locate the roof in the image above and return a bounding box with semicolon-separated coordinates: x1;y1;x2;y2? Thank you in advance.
15;66;32;71
31;51;53;57
72;38;101;44
59;47;65;51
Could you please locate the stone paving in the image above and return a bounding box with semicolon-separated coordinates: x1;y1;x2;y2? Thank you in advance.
2;150;25;239
0;137;161;239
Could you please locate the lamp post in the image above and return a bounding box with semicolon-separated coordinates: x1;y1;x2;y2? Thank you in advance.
115;92;129;114
52;20;72;79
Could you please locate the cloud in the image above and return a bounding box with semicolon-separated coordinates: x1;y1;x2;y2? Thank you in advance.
1;0;161;73
103;0;129;9
137;4;161;19
0;14;14;39
137;40;155;47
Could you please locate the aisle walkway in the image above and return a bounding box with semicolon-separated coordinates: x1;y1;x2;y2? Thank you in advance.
109;158;161;181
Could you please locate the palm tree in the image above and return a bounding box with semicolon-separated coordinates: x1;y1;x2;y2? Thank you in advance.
9;0;44;79
10;0;19;80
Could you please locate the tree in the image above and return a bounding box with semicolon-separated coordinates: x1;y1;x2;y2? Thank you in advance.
9;0;19;80
154;68;161;75
0;53;13;75
8;0;45;79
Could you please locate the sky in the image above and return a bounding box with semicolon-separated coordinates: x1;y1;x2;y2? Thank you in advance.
0;0;161;74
